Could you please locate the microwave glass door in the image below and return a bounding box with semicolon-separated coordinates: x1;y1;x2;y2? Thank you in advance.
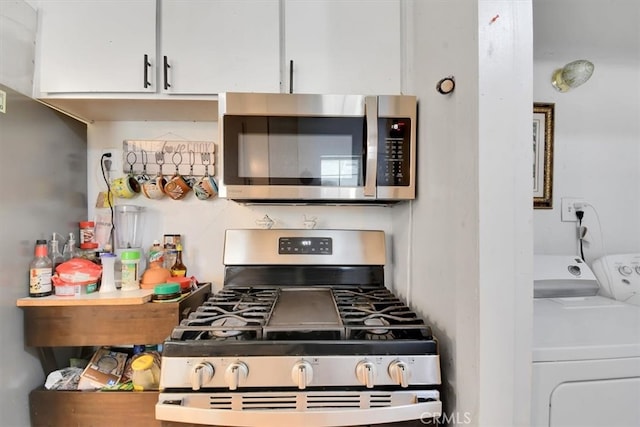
224;116;365;186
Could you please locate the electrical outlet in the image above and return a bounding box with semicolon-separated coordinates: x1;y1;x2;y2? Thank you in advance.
100;149;122;174
561;197;585;222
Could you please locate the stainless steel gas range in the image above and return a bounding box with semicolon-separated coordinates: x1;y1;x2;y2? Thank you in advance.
156;229;442;426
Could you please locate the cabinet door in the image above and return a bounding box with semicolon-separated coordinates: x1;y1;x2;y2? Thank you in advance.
37;1;156;94
284;0;401;95
161;0;281;95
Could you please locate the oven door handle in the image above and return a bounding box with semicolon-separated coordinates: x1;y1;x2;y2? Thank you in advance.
363;96;379;198
156;399;442;427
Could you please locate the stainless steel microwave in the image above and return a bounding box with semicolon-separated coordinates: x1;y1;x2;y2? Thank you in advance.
218;92;417;203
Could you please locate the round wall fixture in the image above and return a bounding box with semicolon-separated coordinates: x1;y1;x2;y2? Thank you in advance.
436;76;455;94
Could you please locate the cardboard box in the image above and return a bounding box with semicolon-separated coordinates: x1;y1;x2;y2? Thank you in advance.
78;347;128;389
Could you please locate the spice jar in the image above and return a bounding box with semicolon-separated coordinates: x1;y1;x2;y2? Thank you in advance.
120;250;141;291
79;221;98;250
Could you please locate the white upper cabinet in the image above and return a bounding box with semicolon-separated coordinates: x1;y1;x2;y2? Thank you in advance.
35;0;281;96
1;0;37;96
283;0;402;95
37;1;156;94
161;0;280;94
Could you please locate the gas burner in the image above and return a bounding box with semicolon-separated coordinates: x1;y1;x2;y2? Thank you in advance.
364;317;390;335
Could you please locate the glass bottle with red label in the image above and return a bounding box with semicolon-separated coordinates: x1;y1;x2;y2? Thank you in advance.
29;240;53;297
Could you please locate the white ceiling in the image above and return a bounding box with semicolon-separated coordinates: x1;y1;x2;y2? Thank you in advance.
533;0;640;61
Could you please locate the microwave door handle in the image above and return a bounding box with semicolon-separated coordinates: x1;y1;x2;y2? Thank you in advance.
364;96;378;197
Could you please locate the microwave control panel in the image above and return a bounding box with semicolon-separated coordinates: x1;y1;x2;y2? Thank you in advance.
377;118;411;186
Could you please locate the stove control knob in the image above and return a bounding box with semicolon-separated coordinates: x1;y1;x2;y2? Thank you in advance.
356;360;376;388
388;360;410;388
225;361;249;390
190;362;215;391
291;360;313;390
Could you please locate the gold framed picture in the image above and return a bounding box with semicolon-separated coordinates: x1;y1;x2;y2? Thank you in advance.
533;103;554;208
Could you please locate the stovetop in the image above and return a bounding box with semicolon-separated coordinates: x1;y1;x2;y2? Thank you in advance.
169;285;433;343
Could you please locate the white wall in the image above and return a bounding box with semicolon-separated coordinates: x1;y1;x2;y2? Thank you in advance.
395;1;533;426
533;0;640;263
86;120;398;289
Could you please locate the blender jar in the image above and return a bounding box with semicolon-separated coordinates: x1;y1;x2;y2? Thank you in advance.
114;205;145;250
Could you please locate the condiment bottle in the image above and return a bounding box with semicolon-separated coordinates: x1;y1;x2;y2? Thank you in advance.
63;232;80;261
170;244;187;277
29;240;53;297
149;240;162;264
79;221;98;251
49;233;64;270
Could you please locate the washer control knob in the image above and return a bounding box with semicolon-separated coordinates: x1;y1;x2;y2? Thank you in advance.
635;266;640;275
291;360;313;390
190;362;215;391
388;360;410;388
225;361;248;390
618;265;633;276
356;360;376;388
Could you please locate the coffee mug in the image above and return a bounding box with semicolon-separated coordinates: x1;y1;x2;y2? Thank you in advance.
163;174;192;200
141;174;167;200
193;175;219;200
111;175;141;199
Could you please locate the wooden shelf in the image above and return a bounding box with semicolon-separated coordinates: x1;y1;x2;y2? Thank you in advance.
20;283;211;427
30;388;161;427
21;284;210;348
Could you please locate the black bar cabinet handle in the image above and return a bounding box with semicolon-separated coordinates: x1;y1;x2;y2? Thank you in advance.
164;55;171;90
289;59;294;94
143;54;151;88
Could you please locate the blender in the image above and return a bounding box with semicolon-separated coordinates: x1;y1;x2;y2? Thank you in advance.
113;205;146;288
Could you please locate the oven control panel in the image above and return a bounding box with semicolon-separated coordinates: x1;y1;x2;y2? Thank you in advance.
161;355;441;390
279;237;332;255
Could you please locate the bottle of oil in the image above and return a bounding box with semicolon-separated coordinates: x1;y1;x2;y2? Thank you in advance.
63;232;80;261
49;233;64;270
170;244;187;277
29;240;53;297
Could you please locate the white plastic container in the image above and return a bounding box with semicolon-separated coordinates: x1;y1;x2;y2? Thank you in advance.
99;253;117;293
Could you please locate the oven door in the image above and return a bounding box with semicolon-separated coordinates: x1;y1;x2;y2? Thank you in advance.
218;92;380;202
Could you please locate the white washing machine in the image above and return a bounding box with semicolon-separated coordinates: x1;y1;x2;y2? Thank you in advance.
591;253;640;306
531;255;640;427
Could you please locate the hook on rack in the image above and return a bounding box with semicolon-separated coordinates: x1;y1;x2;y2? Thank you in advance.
138;150;150;182
155;151;165;175
188;150;196;177
172;151;183;174
126;151;137;175
201;152;211;176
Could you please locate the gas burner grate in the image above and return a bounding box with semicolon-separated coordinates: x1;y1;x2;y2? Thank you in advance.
170;285;433;342
171;286;278;340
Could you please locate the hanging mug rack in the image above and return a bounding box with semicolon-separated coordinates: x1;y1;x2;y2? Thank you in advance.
122;140;216;178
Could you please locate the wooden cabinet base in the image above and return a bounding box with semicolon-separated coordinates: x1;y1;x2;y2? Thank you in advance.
23;284;211;426
30;388;160;426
